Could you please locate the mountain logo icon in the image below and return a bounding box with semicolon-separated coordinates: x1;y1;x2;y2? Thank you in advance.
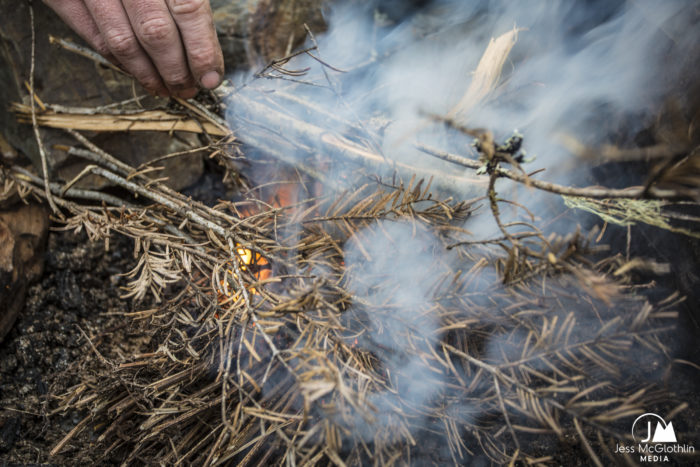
632;413;678;443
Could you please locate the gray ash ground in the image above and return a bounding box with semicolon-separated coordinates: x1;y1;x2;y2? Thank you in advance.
0;229;143;465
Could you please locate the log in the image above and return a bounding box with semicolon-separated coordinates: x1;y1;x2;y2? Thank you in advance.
0;204;48;342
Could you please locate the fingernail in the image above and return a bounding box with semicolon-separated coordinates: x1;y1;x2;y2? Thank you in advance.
200;71;221;89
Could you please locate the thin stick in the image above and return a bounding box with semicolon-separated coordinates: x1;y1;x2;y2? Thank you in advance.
233;94;483;195
173;97;231;136
494;377;520;452
226;238;295;385
49;35;125;75
13;166;131;206
61;133;270;240
417;144;681;200
303;24;385;159
69;165;231;239
50;413;92;456
14;104;228;136
13;166;202;248
29;2;59;215
574;418;604;467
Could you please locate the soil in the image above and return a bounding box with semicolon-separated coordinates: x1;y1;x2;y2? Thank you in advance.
0;229;144;465
0;166;233;465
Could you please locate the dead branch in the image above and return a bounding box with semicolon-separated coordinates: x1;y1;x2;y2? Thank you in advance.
12;103;229;136
232;94;485;195
416;143;683;200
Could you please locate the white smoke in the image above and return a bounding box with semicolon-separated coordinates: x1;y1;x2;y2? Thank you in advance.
341;221;452;440
224;0;697;454
227;0;695;188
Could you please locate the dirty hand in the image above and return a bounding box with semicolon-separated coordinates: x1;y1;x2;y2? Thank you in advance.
44;0;224;98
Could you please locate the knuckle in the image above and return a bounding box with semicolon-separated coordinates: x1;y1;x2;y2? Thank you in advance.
139;16;172;44
165;73;193;89
94;42;112;59
188;46;218;69
104;30;138;57
87;33;111;57
169;0;207;16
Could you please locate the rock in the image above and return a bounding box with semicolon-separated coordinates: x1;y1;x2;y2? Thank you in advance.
0;132;18;162
212;0;326;68
0;204;49;342
57;131;205;191
0;2;204;191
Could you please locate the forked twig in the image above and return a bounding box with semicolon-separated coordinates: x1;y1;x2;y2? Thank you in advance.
417;144;683;200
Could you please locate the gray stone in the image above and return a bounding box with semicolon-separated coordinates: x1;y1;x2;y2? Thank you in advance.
212;0;326;68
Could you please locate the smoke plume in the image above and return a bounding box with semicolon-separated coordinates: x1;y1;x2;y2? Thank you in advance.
223;0;698;459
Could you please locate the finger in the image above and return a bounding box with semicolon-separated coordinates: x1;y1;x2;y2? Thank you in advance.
85;0;169;96
166;0;224;89
43;0;114;62
121;0;197;97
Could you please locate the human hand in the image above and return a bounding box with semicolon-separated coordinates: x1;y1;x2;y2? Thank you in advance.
44;0;224;98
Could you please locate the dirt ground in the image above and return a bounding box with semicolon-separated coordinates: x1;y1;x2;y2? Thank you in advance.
0;171;235;465
0;229;144;464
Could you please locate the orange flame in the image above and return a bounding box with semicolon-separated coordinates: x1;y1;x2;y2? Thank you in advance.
218;244;271;303
217;174;307;305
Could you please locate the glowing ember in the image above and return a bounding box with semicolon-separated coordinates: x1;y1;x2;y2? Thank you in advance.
218;243;271;302
217;173;304;303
